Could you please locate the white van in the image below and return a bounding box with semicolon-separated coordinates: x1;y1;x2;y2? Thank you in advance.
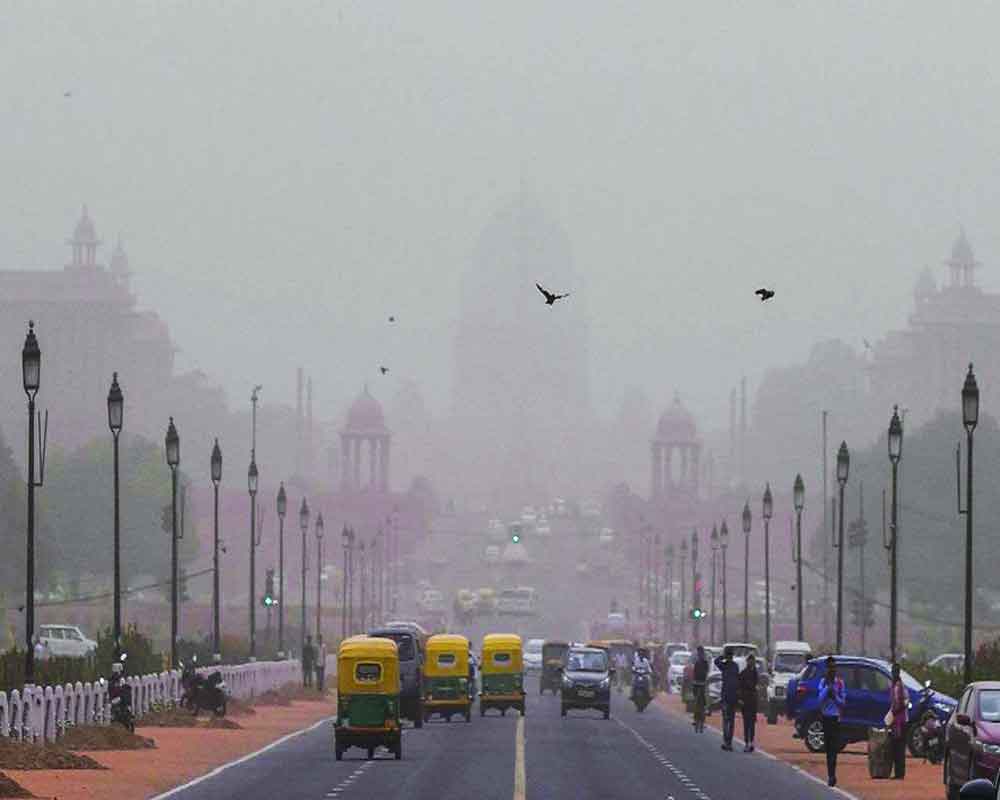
766;640;813;724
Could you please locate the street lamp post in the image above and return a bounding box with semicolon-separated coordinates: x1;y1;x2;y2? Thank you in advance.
835;441;850;654
315;513;324;640
107;373;124;656
691;529;699;644
680;539;687;630
742;501;751;643
653;533;661;637
960;365;979;686
164;418;180;668
347;528;356;633
276;483;287;657
762;483;773;661
710;525;719;645
720;521;729;643
360;541;367;631
299;498;310;656
248;456;258;659
341;526;350;639
665;542;674;640
210;440;222;659
793;474;805;642
21;322;44;684
887;407;902;662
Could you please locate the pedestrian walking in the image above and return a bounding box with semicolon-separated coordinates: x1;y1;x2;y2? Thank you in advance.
302;634;316;688
818;656;847;787
316;635;328;692
888;662;907;779
739;654;759;752
714;646;740;751
692;646;709;733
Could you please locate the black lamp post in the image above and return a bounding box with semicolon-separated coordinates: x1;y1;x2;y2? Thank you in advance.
680;539;687;629
691;529;699;643
961;365;979;686
665;542;674;640
887;407;902;662
742;500;751;642
793;474;805;642
21;322;42;684
762;483;773;661
248;456;258;659
107;373;124;656
276;483;287;657
341;525;350;639
835;441;850;654
720;521;729;643
653;533;661;636
710;525;719;645
315;513;324;640
210;439;222;660
164;417;180;668
299;497;310;656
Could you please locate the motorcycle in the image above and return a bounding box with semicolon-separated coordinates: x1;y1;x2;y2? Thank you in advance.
919;713;944;765
108;653;135;733
180;656;228;717
631;668;652;712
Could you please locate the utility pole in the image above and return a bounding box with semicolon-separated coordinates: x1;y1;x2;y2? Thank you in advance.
822;410;830;646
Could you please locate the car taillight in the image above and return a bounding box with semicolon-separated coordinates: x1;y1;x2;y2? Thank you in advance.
796;685;809;696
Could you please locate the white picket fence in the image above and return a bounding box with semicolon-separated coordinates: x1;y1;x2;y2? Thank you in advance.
0;659;300;744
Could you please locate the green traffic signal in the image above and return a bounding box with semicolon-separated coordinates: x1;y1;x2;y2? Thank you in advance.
689;607;705;620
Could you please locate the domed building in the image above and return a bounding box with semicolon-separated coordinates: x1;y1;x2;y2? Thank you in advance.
449;192;593;503
650;394;701;501
339;385;391;493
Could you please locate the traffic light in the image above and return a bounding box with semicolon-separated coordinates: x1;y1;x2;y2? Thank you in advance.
689;607;706;620
510;524;523;544
262;568;276;607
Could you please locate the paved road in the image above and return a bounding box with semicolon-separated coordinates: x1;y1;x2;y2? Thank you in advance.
158;678;845;800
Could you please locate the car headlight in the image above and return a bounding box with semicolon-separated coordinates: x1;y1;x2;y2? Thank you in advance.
562;676;573;688
599;677;610;689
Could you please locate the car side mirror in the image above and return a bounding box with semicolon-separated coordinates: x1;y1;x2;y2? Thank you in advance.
959;778;996;799
956;713;973;727
924;679;932;690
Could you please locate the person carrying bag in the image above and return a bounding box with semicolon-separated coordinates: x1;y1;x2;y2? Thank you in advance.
887;663;907;779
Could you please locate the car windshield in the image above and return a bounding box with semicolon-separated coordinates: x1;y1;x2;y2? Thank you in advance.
774;653;808;673
899;668;923;691
727;645;756;659
374;632;414;661
567;651;607;672
670;652;691;666
980;690;1000;722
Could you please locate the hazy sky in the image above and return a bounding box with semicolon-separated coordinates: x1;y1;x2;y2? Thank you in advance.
2;1;999;431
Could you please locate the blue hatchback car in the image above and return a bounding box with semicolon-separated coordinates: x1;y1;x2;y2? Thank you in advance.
786;656;957;754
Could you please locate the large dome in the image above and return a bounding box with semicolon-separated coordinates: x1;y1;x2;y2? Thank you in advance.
654;394;698;443
344;385;386;434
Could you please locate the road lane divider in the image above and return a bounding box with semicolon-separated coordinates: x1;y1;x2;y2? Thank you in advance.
513;716;526;800
615;718;711;800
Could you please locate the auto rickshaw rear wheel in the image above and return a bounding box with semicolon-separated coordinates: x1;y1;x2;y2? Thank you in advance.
334;744;343;761
465;709;471;723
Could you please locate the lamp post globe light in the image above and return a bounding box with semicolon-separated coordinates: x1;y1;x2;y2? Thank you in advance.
248;456;259;659
210;439;222;660
299;497;310;656
315;513;324;641
742;500;751;642
762;483;773;661
886;407;903;662
835;441;850;654
276;483;287;657
961;365;979;686
106;373;124;657
710;525;719;645
793;474;805;642
720;521;729;643
21;322;42;683
164;417;180;668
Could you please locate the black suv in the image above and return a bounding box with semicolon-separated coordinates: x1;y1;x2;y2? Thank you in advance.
369;623;427;728
560;646;613;719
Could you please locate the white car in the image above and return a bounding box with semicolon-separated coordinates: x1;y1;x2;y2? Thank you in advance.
667;650;691;693
928;652;964;672
766;640;812;724
524;638;544;672
38;624;97;658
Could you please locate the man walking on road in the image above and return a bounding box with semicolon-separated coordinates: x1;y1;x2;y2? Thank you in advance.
818;656;846;787
302;635;316;688
739;654;759;752
714;646;740;751
691;646;709;733
315;635;328;692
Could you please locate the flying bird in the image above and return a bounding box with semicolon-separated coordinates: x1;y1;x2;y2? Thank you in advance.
754;288;775;302
388;315;396;323
380;366;389;375
63;91;72;98
536;283;570;306
863;338;872;351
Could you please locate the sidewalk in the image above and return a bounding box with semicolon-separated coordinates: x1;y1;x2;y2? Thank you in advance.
5;696;336;800
657;692;942;800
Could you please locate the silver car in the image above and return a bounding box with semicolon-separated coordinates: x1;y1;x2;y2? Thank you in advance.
38;624;97;658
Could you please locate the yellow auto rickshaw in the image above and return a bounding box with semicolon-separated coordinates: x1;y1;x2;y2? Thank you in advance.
423;634;472;723
334;636;402;761
479;633;525;717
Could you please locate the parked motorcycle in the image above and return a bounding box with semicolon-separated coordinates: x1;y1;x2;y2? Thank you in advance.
919;712;944;765
108;653;135;733
180;656;227;717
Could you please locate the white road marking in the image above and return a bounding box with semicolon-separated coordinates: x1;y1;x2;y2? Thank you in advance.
616;718;713;799
148;715;335;800
513;716;526;800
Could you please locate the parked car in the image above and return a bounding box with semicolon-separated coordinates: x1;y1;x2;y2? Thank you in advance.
664;642;690;659
766;640;813;724
524;638;545;673
667;650;691;694
945;681;1000;799
931;652;966;673
786;656;957;754
38;624;97;657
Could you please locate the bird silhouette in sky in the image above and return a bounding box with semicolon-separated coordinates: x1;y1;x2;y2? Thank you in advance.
388;315;396;323
63;91;72;98
380;366;389;375
536;283;570;306
755;288;775;302
863;338;872;350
